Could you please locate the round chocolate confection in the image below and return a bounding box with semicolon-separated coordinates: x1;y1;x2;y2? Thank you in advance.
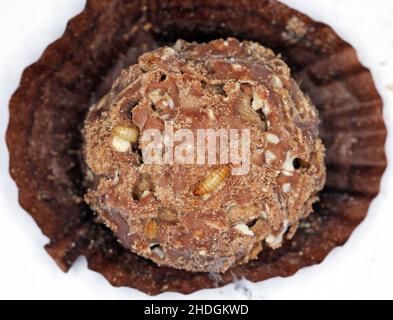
83;38;326;273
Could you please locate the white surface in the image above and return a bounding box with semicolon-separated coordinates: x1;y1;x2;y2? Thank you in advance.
0;0;392;300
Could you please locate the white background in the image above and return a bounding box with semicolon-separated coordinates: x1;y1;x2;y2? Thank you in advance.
0;0;392;300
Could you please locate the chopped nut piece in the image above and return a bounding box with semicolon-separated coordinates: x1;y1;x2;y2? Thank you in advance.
140;190;152;199
147;89;174;109
173;39;183;51
147;89;162;104
282;183;291;193
205;220;224;230
272;75;283;88
227;205;242;223
161;47;176;60
266;133;280;144
150;244;165;259
251;85;268;112
282;152;295;176
164;93;175;108
234;223;254;236
232;63;243;71
265;150;276;164
265;220;290;248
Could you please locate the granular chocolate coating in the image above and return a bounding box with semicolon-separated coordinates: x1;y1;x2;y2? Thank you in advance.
6;0;386;294
84;38;325;272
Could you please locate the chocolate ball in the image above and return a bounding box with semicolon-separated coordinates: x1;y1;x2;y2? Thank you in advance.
83;38;325;273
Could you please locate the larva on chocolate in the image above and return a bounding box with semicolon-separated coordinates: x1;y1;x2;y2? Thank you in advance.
112;125;139;143
193;165;231;196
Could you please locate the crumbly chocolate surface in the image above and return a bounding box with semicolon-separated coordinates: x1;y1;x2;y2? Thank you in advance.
6;0;386;294
84;38;325;272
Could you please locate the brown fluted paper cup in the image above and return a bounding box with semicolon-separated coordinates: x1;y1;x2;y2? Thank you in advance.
6;0;387;295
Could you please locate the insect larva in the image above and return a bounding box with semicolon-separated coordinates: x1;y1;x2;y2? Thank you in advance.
144;219;157;239
112;125;139;143
193;165;231;196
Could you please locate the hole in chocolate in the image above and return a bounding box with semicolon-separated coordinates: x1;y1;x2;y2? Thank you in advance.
237;84;268;131
149;243;165;259
213;84;226;96
132;191;141;201
132;142;144;165
160;74;167;82
149;243;161;250
256;109;268;131
246;218;259;229
129;100;139;109
293;158;310;169
132;173;152;201
124;100;139;118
